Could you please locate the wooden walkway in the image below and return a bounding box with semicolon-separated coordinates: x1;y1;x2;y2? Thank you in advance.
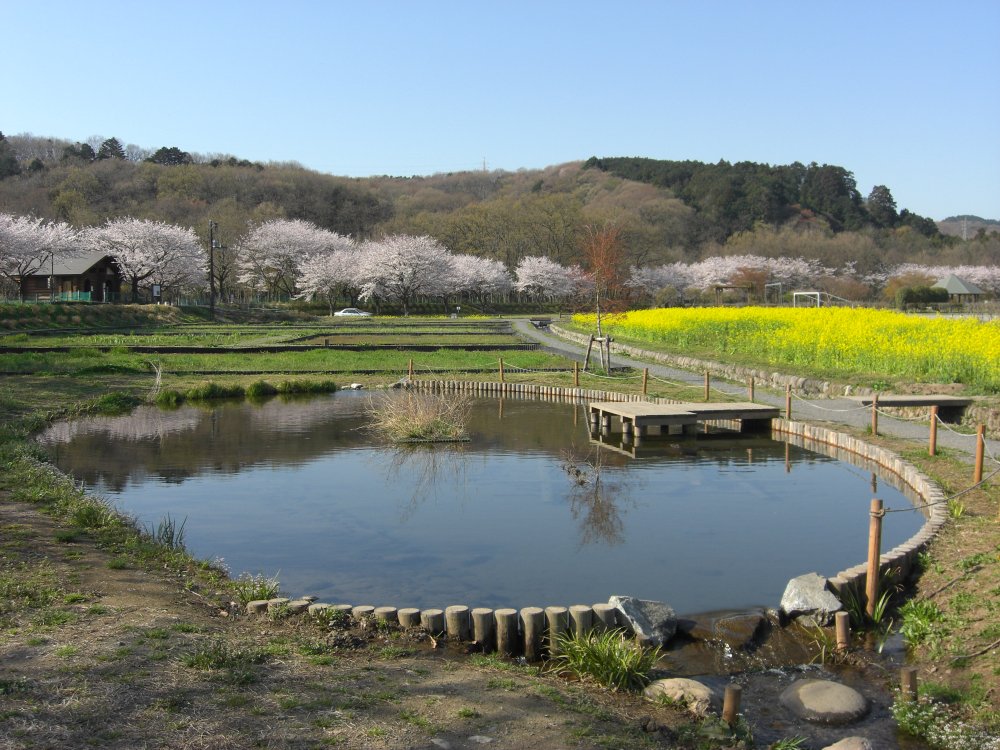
588;400;780;436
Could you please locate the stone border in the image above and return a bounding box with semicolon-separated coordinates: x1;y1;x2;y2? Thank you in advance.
248;381;948;650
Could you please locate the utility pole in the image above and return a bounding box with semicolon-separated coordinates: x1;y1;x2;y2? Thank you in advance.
208;220;217;320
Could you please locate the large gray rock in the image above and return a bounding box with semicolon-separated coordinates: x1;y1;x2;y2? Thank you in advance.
608;595;676;646
821;738;874;750
779;679;870;725
643;677;720;717
780;572;843;626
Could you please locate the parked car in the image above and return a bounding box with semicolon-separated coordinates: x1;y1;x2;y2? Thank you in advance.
333;307;372;317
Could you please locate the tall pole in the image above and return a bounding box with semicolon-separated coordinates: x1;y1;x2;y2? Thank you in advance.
208;220;217;320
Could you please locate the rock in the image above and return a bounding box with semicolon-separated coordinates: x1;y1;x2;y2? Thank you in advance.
643;678;720;717
780;573;843;627
430;739;453;750
468;736;494;745
779;679;870;725
821;738;874;750
686;609;770;651
609;595;677;646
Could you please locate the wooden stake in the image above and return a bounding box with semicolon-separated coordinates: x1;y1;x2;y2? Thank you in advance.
499;358;505;382
520;607;545;662
901;667;918;701
722;684;742;725
574;361;579;387
445;605;471;641
866;498;884;620
835;611;850;651
974;424;985;484
408;358;414;378
642;368;648;396
472;608;495;653
785;384;792;420
748;376;754;402
929;405;938;456
704;371;710;401
545;606;569;656
495;608;519;657
583;335;594;372
871;393;879;436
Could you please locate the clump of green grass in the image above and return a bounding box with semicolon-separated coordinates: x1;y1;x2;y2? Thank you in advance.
366;391;470;442
550;628;661;691
230;572;281;605
181;639;269;672
88;392;143;415
275;379;338;395
245;380;278;399
148;514;186;550
185;382;245;401
900;599;948;647
155;389;184;408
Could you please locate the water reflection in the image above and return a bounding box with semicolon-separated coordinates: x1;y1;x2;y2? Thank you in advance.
37;392;926;612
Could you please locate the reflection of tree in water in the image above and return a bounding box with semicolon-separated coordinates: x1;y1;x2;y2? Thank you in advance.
381;444;469;520
561;444;632;547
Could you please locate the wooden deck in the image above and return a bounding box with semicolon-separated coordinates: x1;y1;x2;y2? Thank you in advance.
588;400;780;435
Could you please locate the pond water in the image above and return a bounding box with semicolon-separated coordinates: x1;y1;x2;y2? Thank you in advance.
38;392;925;614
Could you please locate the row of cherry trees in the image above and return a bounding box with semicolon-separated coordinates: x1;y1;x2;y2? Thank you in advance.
3;211;998;306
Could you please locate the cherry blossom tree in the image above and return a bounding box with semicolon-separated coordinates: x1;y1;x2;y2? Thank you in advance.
235;219;333;299
86;218;204;302
451;254;513;302
514;256;579;301
0;213;79;301
358;235;454;315
295;234;363;315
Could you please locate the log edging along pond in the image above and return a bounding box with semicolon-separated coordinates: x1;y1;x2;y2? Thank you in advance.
241;380;947;658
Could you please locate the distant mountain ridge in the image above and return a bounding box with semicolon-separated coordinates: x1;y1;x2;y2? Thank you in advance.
937;215;1000;238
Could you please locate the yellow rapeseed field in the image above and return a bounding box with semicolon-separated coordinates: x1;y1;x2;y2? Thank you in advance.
573;307;1000;391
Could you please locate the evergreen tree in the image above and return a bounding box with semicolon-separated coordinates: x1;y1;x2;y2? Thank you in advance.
0;132;21;179
97;137;126;160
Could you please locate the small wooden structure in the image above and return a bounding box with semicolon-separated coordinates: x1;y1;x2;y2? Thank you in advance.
846;394;972;423
588;400;779;436
931;274;986;303
21;251;122;302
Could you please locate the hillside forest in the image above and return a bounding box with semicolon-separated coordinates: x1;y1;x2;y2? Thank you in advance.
1;130;999;306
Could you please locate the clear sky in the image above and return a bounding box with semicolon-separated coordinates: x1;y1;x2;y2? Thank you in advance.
4;1;999;220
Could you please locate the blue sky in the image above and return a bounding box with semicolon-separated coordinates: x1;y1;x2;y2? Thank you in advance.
5;1;999;220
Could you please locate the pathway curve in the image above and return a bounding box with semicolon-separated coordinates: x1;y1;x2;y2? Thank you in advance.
511;319;1000;465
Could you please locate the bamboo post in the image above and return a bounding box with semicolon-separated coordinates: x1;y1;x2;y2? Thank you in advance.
835;611;851;651
574;361;580;386
866;498;884;620
445;605;471;641
545;606;569;656
748;376;754;402
929;405;938;456
642;368;648;396
722;684;742;726
495;608;519;657
871;393;879;436
520;607;545;662
499;358;505;383
974;424;985;484
901;667;918;702
704;370;710;402
785;384;792;420
472;608;495;653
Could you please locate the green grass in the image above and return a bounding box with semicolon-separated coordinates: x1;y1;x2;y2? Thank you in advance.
550;629;661;691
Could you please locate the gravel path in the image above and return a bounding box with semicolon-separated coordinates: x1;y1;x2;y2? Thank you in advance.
513;319;1000;465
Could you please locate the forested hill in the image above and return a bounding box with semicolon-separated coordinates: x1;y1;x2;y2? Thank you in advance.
583;156;939;239
2;131;993;273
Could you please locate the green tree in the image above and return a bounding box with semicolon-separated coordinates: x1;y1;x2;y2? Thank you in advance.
97;137;126;160
0;132;21;179
866;185;897;227
146;146;193;166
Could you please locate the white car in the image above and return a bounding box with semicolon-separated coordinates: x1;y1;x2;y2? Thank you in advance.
333;307;372;317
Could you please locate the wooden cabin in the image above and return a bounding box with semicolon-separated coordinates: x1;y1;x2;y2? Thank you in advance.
21;251;122;302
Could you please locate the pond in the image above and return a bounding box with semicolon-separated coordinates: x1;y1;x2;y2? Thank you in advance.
38;391;925;614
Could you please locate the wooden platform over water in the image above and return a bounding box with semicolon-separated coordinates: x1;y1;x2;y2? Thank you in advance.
589;400;780;435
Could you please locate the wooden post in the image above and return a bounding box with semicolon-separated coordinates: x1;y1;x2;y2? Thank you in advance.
408;358;414;378
495;608;519;657
901;667;918;702
866;498;884;620
574;361;579;387
871;393;879;436
704;371;710;402
420;608;445;636
520;607;545;662
835;611;850;651
545;606;569;656
642;368;648;396
472;608;495;653
583;335;595;372
499;358;505;383
398;608;421;628
374;606;398;626
352;605;375;622
929;405;938;456
785;384;792;420
569;605;593;638
445;605;471;641
974;424;985;484
722;684;742;726
748;376;754;402
592;603;618;632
